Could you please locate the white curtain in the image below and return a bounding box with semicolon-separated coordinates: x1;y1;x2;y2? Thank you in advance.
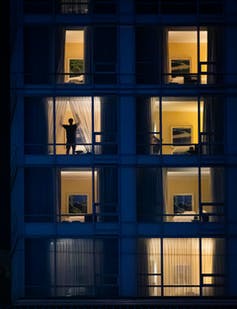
50;239;94;297
146;239;161;296
69;97;92;153
141;238;221;297
47;98;68;154
163;238;200;296
70;96;101;153
47;97;101;154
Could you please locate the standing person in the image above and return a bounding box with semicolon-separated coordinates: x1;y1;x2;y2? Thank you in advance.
61;115;80;154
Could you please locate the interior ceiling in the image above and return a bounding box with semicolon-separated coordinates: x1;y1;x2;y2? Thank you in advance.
168;31;207;43
66;30;207;43
153;98;204;112
66;30;84;43
163;101;203;112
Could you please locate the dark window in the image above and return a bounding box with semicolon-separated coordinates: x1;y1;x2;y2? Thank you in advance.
135;0;159;14
93;27;117;84
160;0;196;14
24;0;53;14
93;0;117;14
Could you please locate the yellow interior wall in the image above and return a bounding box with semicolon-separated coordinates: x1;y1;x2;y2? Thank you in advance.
151;102;204;154
167;173;211;214
169;42;207;73
64;42;84;73
61;173;93;214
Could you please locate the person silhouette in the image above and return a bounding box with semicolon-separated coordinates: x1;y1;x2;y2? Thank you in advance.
61;116;80;154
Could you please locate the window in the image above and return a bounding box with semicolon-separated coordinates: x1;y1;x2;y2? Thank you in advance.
25;238;118;298
136;167;224;223
135;0;224;15
24;0;117;15
136;26;220;85
24;166;118;223
136;96;224;155
167;28;208;84
57;29;85;84
59;0;89;14
24;96;118;155
137;238;225;297
24;25;117;85
60;167;118;223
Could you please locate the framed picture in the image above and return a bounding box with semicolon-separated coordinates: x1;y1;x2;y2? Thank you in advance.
172;126;192;145
173;194;193;213
171;58;190;77
69;59;84;77
68;194;88;214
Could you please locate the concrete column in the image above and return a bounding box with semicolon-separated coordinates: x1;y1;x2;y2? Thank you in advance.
119;166;137;296
119;96;136;155
118;0;134;85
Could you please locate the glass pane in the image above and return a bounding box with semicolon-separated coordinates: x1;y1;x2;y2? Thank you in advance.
137;239;161;296
202;238;225;274
25;97;51;154
64;30;85;84
162;97;198;155
60;169;93;222
56;97;92;155
137;168;163;222
165;168;198;222
163;238;200;296
25;168;55;222
95;167;118;222
201;167;224;222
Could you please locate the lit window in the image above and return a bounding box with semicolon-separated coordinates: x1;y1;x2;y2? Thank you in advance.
64;30;85;84
136;96;224;156
137;238;225;297
136;167;224;223
60;167;118;223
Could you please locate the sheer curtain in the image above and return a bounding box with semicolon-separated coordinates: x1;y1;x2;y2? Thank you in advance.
163;238;200;296
202;238;225;296
47;97;100;154
47;98;68;154
49;239;118;297
51;239;94;297
69;96;100;153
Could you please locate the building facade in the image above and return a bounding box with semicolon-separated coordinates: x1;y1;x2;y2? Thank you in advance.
10;0;237;306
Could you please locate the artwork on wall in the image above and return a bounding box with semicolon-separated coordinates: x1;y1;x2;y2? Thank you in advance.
173;194;193;213
68;194;88;214
69;59;84;77
172;127;192;145
171;59;191;77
